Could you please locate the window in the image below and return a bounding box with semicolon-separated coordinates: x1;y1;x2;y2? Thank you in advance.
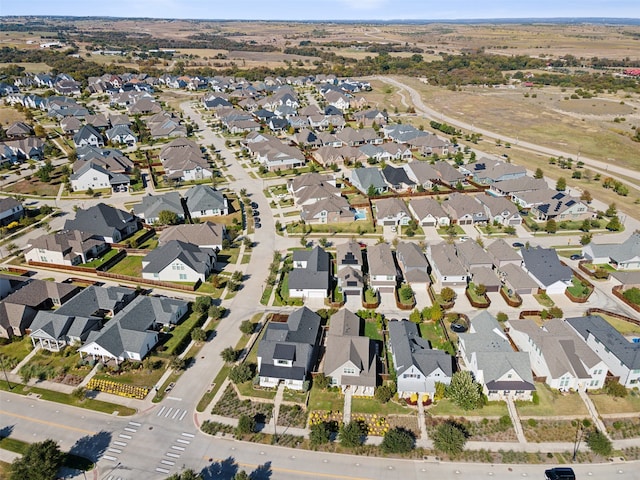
179;274;187;280
343;367;356;375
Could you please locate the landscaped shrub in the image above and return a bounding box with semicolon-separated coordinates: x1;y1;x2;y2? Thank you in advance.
86;378;149;399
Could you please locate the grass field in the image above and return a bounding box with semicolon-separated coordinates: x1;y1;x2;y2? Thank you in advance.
350;397;411;416
588;390;640;415
107;255;143;277
0;105;27;125
308;387;344;412
429;399;508;417
516;384;587;417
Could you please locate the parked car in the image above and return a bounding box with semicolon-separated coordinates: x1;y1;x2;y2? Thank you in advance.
164;382;175;393
544;467;575;480
254;217;261;224
252;210;260;217
255;222;262;229
512;242;524;248
570;254;584;261
251;201;258;209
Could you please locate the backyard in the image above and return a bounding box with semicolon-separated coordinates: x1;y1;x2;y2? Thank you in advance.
107;255;143;277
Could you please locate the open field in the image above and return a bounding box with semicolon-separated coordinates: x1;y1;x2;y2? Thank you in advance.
0;105;27;126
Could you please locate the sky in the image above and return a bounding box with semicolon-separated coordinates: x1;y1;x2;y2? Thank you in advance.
3;0;640;21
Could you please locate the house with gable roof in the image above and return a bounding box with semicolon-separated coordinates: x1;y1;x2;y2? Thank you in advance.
366;243;397;294
520;246;572;294
324;309;377;396
408;198;450;227
134;192;185;225
64;203;140;243
0;198;24;226
73;125;104;148
566;315;640;388
335;241;364;300
427;242;468;291
142;240;215;283
388;320;454;399
158;222;225;251
508;318;608;392
25;230;108;266
69;161;130;193
458;311;535;401
396;242;430;289
350;167;388;195
582;232;640;270
257;307;322;390
374;197;412;227
185;185;229;218
289;246;331;299
476;194;522;226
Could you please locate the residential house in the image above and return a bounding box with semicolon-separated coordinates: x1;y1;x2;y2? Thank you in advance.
336;240;363;272
520;246;572;294
460;158;526;185
396;242;430;289
185;185;229;219
2;137;45;161
335;241;364;300
381;165;416;192
134;192;185;225
519;190;592;222
142;240;216;283
486;239;523;269
403;161;440;190
85;114;110;130
75;146;133;174
350;167;388;195
458;311;535;401
158;222;225;251
476;195;522;226
73;125;104;148
374;198;412;227
301;195;354;224
324;309;377;396
159;138;213;182
64;203;140;243
508;318;608;392
69;161;130;193
427;242;468;291
353;108;388;127
288;246;331;299
499;263;539;296
566;315;640;388
0;198;24;226
489;177;547;199
0;280;79;339
442;193;487;225
6;121;33;138
388;320;454;399
366;243;397;294
27;285;135;350
582;232;640;270
257;307;322;390
408;198;450;227
433;161;465;186
60;116;83;134
25;230;108;266
146;111;187;138
105;125;137;146
406;134;451;156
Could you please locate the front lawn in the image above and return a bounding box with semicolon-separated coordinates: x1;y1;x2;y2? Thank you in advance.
515;384;587;417
79;248;120;268
566;277;593;299
107;255;143;277
428;399;508;417
0;337;33;367
588;389;640;414
161;309;207;356
93;356;168;388
350;397;411;415
308;386;344;412
533;292;555;308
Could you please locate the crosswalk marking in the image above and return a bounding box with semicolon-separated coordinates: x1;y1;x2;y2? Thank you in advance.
171;445;185;451
128;421;141;427
181;432;195;438
161;459;175;466
103;455;118;462
179;410;187;421
124;427;137;433
164;407;173;418
156;467;170;474
176;438;190;444
157;406;166;416
113;441;127;447
166;452;180;458
118;434;132;440
172;409;180;420
108;448;122;454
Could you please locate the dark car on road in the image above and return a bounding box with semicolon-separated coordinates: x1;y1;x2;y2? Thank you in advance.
544;467;575;480
251;202;258;209
255;222;262;229
570;254;584;261
512;242;524;248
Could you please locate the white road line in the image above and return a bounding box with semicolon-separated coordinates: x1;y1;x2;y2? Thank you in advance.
166;396;182;401
113;441;127;447
179;410;187;421
176;438;190;444
157;406;166;416
128;421;141;427
103;455;118;462
166;452;180;458
155;467;170;474
164;407;174;418
107;448;122;454
118;434;132;440
171;445;185;451
172;409;181;419
124;427;137;433
181;432;195;438
106;476;114;480
161;460;175;466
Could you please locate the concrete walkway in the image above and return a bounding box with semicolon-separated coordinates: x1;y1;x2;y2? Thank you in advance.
343;388;352;424
77;363;100;388
579;389;610;439
10;345;40;375
506;397;528;444
271;383;285;430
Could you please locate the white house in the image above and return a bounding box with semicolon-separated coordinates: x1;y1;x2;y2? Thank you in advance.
142;240;216;283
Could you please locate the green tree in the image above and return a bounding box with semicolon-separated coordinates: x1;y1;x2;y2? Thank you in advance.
339;421;364;448
605;203;617;217
580;233;593;245
440;287;456;303
474;284;487;296
193;296;212;315
496;312;509;322
239;320;255;335
545;218;558;234
158;210;180;225
171;356;187;371
375;384;394;404
229;363;254;384
313;373;331;390
380;427;415;454
446;371;483;411
580;219;591;232
233;471;250;480
10;439;64;480
208;305;224;320
367;184;377;197
606;216;622;231
433;421;468;457
236;414;256;436
221;346;238;363
586;429;613;456
310;422;332;446
166;469;202;480
191;328;207;342
555;177;567;191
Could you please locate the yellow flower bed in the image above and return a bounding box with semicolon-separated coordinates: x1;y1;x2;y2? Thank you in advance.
309;411;390;437
87;378;150;400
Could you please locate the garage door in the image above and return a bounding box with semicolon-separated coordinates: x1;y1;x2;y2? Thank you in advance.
459;219;472;225
509;219;521;225
422;220;436;227
383;220;396;226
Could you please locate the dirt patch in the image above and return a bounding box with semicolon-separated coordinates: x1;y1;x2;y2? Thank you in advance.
0;106;27;126
555;98;635;116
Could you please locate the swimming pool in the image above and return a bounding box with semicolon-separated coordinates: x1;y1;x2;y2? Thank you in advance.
354;208;367;220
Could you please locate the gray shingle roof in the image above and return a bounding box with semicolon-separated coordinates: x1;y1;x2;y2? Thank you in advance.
566;315;640;370
64;203;138;240
142;240;215;275
185;185;226;214
388;320;453;378
366;243;396;277
520;246;572;287
335;241;363;270
135;192;184;221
